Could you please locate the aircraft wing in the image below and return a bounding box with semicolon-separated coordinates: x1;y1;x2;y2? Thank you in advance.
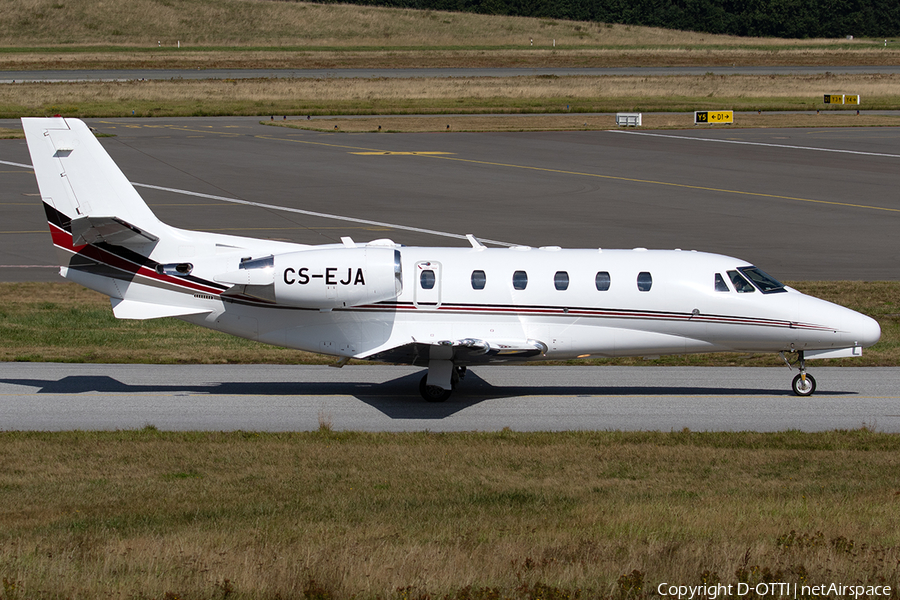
358;337;548;365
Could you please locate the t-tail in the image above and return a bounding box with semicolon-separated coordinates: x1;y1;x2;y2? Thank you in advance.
22;116;304;320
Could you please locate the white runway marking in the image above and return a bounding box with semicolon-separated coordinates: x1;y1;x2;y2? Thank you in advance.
0;159;34;169
0;159;516;247
133;183;517;247
607;130;900;158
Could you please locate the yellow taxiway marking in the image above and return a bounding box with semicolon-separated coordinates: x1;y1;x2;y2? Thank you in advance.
82;128;899;217
422;154;900;215
258;133;900;214
350;151;455;156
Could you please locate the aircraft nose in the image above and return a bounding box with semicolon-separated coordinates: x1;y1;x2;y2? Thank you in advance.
845;310;881;348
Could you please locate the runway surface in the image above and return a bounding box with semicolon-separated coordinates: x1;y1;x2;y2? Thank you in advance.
1;363;897;432
5;65;900;82
2;116;899;282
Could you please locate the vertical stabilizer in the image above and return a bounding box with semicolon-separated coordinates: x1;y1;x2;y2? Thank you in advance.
22;117;162;230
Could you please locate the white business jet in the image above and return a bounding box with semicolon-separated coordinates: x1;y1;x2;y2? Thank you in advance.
22;117;881;401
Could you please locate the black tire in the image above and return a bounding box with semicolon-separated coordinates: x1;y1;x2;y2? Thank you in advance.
419;374;452;402
791;373;817;397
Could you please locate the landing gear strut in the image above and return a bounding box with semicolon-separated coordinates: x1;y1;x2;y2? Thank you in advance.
783;351;817;396
418;366;465;402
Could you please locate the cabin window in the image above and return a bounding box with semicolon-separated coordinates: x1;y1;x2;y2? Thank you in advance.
738;266;786;294
471;270;486;290
420;269;436;290
512;270;528;290
554;271;569;291
727;270;755;293
637;272;652;292
715;273;730;292
595;271;611;291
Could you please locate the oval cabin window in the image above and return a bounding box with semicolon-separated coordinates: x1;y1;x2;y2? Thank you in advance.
554;271;569;291
512;270;528;290
637;272;652;292
595;271;611;291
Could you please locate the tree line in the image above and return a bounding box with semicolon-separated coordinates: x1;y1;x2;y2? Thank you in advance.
310;0;900;38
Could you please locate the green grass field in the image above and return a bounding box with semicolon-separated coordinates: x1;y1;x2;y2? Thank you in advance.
0;429;898;599
1;281;897;366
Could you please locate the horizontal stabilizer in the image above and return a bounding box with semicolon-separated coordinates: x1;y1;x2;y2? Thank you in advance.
111;298;213;320
71;215;159;247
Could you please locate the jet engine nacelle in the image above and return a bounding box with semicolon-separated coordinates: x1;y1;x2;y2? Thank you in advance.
273;247;402;309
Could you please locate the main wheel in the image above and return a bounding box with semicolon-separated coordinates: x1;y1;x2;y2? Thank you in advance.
419;374;452;402
791;373;817;397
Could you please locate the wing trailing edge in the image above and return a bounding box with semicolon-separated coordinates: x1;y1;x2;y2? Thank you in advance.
358;337;548;365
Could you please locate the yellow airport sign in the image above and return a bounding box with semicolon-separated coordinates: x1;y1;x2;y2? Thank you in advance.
845;94;860;105
694;110;734;125
824;94;844;104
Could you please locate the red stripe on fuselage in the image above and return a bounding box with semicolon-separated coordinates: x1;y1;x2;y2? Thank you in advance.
48;221;224;296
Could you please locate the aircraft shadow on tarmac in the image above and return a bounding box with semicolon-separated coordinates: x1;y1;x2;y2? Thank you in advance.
0;371;847;420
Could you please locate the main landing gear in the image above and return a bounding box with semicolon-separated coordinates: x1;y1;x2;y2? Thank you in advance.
419;366;466;402
782;351;817;397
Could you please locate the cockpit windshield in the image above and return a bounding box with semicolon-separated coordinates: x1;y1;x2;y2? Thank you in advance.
727;270;755;293
738;266;786;294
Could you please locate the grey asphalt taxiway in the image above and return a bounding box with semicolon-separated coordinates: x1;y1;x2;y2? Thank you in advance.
2;117;898;431
1;364;898;432
2;116;900;281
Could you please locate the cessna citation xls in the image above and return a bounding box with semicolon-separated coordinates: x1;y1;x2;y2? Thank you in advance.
23;117;881;401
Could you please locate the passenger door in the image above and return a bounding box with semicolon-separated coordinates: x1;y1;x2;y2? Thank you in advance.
414;261;442;308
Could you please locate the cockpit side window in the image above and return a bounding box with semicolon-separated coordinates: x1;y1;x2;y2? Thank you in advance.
738;266;787;294
714;273;730;292
727;270;755;293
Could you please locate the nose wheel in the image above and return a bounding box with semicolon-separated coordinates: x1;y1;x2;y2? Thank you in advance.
782;351;817;396
791;372;817;396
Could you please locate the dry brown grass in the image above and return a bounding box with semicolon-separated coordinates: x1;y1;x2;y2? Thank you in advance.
3;0;898;73
0;0;880;48
0;127;24;138
6;47;900;70
0;430;898;598
4;73;899;118
280;111;900;133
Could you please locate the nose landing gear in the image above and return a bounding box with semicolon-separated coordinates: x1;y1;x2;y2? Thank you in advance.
782;351;817;396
